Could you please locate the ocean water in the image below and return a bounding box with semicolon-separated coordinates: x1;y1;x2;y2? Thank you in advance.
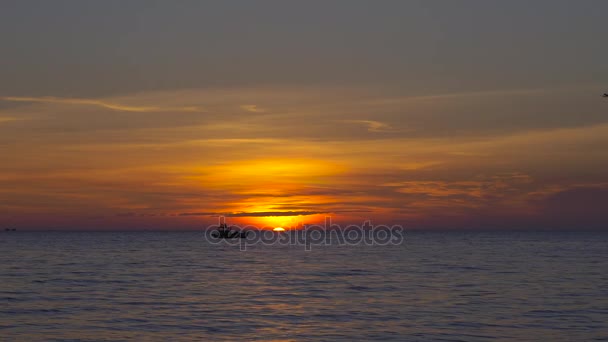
1;231;607;341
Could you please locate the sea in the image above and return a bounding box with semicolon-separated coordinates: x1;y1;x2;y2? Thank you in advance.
1;231;607;341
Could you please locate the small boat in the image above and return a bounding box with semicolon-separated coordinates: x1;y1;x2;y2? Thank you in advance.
211;223;248;239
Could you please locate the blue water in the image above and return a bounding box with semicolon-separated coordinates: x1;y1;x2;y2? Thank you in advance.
1;231;607;341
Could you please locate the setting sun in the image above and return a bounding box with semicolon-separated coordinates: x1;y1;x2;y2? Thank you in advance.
272;227;286;232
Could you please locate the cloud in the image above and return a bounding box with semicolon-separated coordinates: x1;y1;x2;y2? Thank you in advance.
343;120;393;132
1;96;203;113
358;85;576;106
116;212;175;217
177;208;375;217
180;210;328;217
0;117;21;124
240;104;265;113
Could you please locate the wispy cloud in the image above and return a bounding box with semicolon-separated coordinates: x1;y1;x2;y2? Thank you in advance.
180;211;327;217
240;104;266;113
177;209;373;217
343;120;393;132
358;86;565;106
0;117;22;124
1;96;203;113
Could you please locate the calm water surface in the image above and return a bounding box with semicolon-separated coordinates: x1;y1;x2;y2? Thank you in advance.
1;231;607;341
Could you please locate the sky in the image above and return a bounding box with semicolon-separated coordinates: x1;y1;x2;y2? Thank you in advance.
1;0;607;230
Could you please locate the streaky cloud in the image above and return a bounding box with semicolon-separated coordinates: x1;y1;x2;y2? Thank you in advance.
240;104;265;113
180;211;328;217
178;209;374;217
358;84;590;106
342;120;394;132
1;96;203;113
0;116;23;124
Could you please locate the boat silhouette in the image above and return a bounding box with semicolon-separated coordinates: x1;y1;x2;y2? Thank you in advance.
212;223;248;239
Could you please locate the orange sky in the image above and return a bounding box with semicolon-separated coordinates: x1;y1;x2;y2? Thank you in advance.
1;85;608;230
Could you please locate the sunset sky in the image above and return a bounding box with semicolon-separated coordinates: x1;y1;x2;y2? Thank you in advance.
1;1;607;230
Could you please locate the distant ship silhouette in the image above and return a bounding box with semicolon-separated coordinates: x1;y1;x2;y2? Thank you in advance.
212;223;248;239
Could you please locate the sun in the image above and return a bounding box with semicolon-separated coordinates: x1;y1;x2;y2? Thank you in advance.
273;227;286;232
